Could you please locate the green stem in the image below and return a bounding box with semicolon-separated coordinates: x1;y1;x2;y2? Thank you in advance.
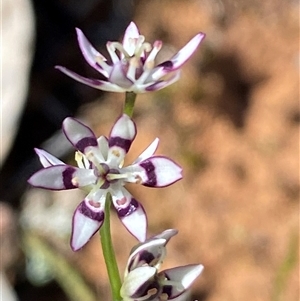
100;194;122;301
123;92;137;117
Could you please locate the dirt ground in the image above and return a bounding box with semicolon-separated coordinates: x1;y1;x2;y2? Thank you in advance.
7;1;299;301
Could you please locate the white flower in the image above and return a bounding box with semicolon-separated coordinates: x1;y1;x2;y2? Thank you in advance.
121;229;204;301
56;22;205;93
28;115;182;251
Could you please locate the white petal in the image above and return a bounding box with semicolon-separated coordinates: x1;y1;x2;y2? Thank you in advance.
121;266;156;299
76;28;111;77
151;33;205;80
110;114;136;141
71;200;105;251
151;229;178;243
120;203;147;242
34;148;65;167
62;117;97;153
55;66;127;92
132;138;159;164
107;115;137;165
109;62;134;88
111;187;147;242
126;238;167;273
28;165;96;190
146;71;181;92
162;264;204;298
125;156;182;187
95;136;109;161
122;22;140;56
169;33;205;69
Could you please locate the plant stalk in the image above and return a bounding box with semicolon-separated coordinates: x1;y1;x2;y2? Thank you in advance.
100;194;122;301
123;92;137;117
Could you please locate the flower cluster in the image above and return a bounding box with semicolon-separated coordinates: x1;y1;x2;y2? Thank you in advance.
56;22;205;93
28;20;205;300
121;229;203;301
29;114;182;251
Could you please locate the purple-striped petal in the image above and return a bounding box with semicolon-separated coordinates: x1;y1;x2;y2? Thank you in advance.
160;264;204;299
126;238;167;274
150;229;178;244
55;66;126;92
108;115;137;163
119;201;147;242
145;71;181;92
76;28;111;77
28;165;96;190
152;33;205;79
34;148;65;167
111;187;147;242
126;156;182;187
109;114;137;145
62;117;98;153
120;266;157;300
71;199;105;251
122;22;140;56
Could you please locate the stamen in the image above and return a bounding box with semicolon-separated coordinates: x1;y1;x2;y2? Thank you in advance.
71;177;79;186
134;41;162;84
144;41;162;69
147;288;158;296
107;41;129;61
127;57;139;81
134;175;143;184
87;178;106;194
75;151;85;169
135;41;152;58
106;173;128;181
85;151;106;174
159;293;169;301
94;56;111;78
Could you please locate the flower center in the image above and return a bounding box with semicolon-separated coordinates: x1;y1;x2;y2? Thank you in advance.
76;150;128;189
95;163;121;189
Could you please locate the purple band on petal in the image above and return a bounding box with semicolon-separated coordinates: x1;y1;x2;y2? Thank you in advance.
162;284;172;298
109;137;132;153
76;137;98;153
117;198;138;217
79;201;104;222
62;167;77;188
140;161;157;187
131;281;160;299
157;60;173;71
140;251;155;265
144;82;163;92
128;250;155;271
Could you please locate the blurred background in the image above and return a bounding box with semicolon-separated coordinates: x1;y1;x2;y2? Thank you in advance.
1;0;299;301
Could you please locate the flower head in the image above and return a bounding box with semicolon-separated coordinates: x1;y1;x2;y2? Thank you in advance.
56;22;205;93
121;229;203;301
28;115;182;251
